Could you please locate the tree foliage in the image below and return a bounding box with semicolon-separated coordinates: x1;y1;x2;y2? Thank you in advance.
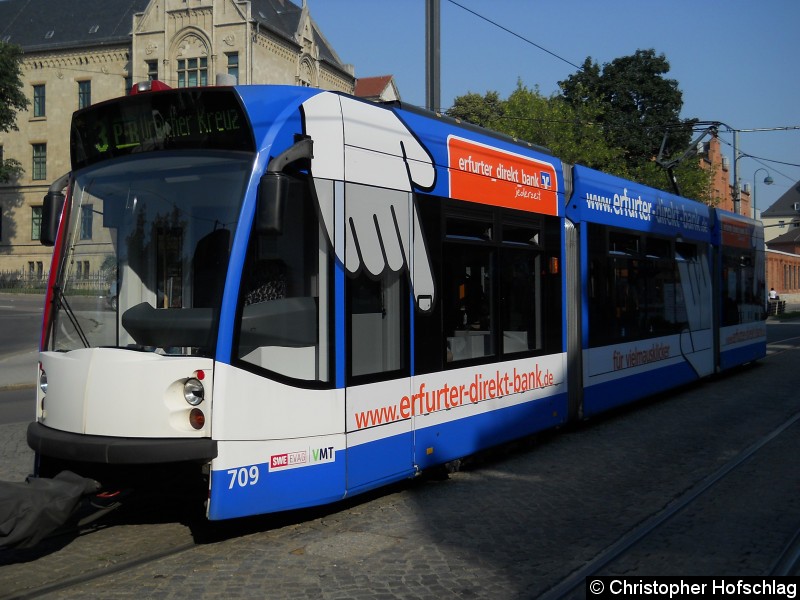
0;41;29;182
560;49;695;163
447;90;505;130
447;49;711;201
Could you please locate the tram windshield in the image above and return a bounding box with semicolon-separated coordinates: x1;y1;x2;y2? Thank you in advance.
48;151;252;356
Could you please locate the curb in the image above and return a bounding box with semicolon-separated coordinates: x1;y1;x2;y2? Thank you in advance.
0;383;36;392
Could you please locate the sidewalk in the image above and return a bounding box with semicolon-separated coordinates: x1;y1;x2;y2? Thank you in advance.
0;348;38;390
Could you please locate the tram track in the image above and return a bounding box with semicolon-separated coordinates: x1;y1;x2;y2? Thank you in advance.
2;539;198;600
538;407;800;599
0;510;201;600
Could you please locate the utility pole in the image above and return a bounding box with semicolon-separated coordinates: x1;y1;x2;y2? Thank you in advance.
733;129;741;214
425;0;440;112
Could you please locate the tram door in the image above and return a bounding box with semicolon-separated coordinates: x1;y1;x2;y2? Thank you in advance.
344;184;414;493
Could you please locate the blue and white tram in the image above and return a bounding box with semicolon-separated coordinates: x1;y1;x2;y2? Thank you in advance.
30;85;569;519
27;84;764;521
565;165;766;417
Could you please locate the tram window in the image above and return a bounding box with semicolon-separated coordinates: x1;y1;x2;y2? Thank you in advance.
609;232;640;255
345;182;410;382
415;197;559;372
589;228;715;346
446;212;493;241
444;245;495;362
645;237;670;259
675;242;696;262
348;269;408;378
721;245;763;325
500;248;540;354
235;175;331;384
641;251;678;336
502;222;541;247
675;242;712;330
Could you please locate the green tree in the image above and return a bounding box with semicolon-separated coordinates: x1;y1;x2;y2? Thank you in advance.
447;82;625;174
0;41;29;182
501;81;625;173
446;90;505;130
559;49;695;167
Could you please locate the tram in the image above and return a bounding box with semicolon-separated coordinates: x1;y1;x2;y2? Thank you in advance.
27;83;766;520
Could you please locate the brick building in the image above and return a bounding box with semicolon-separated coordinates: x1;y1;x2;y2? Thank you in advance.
760;172;800;302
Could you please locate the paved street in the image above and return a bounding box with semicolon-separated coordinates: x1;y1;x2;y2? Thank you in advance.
0;322;798;599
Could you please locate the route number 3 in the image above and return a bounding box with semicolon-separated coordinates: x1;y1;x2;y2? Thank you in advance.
227;466;259;489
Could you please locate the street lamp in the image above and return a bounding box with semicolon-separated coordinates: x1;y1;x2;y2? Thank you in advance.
752;167;774;219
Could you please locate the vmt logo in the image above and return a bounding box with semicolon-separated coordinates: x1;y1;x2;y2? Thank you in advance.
311;446;335;463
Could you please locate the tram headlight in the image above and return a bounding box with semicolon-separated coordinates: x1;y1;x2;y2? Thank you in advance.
183;377;205;406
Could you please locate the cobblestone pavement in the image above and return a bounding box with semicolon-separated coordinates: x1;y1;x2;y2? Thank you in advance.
1;340;799;599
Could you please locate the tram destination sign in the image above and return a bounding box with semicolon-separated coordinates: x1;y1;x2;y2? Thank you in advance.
71;88;255;170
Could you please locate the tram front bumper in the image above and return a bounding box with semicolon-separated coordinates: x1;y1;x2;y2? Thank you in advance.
27;422;218;465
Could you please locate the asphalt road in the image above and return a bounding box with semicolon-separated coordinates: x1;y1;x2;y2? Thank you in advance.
0;292;43;358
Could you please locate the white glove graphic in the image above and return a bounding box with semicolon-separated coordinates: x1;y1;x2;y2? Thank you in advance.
303;94;437;310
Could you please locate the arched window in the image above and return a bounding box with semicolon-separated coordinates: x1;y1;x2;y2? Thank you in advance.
173;31;210;88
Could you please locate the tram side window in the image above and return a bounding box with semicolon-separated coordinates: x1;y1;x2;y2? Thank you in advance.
346;183;409;381
443;213;495;363
499;222;542;355
721;245;764;325
588;230;645;344
642;237;680;336
588;226;688;347
348;269;408;379
235;175;331;383
414;198;559;373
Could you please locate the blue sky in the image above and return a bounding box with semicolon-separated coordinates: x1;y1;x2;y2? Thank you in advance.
307;0;800;212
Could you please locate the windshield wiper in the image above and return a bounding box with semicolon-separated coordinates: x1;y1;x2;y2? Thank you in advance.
52;285;90;348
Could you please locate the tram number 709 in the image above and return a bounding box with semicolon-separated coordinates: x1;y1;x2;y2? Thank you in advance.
227;466;260;489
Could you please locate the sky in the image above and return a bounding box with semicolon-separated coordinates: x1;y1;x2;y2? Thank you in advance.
306;0;800;213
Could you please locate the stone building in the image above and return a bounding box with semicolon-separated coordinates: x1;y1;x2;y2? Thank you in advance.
761;182;800;243
0;0;355;281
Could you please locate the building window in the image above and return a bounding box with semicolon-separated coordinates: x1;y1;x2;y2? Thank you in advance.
146;60;158;81
33;84;45;117
177;57;207;87
32;144;46;180
226;52;239;83
81;204;93;240
78;80;91;109
75;261;91;279
31;206;42;240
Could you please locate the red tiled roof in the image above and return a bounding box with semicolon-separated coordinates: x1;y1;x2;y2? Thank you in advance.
355;75;393;98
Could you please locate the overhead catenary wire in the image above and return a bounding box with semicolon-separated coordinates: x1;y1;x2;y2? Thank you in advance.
442;1;800;170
